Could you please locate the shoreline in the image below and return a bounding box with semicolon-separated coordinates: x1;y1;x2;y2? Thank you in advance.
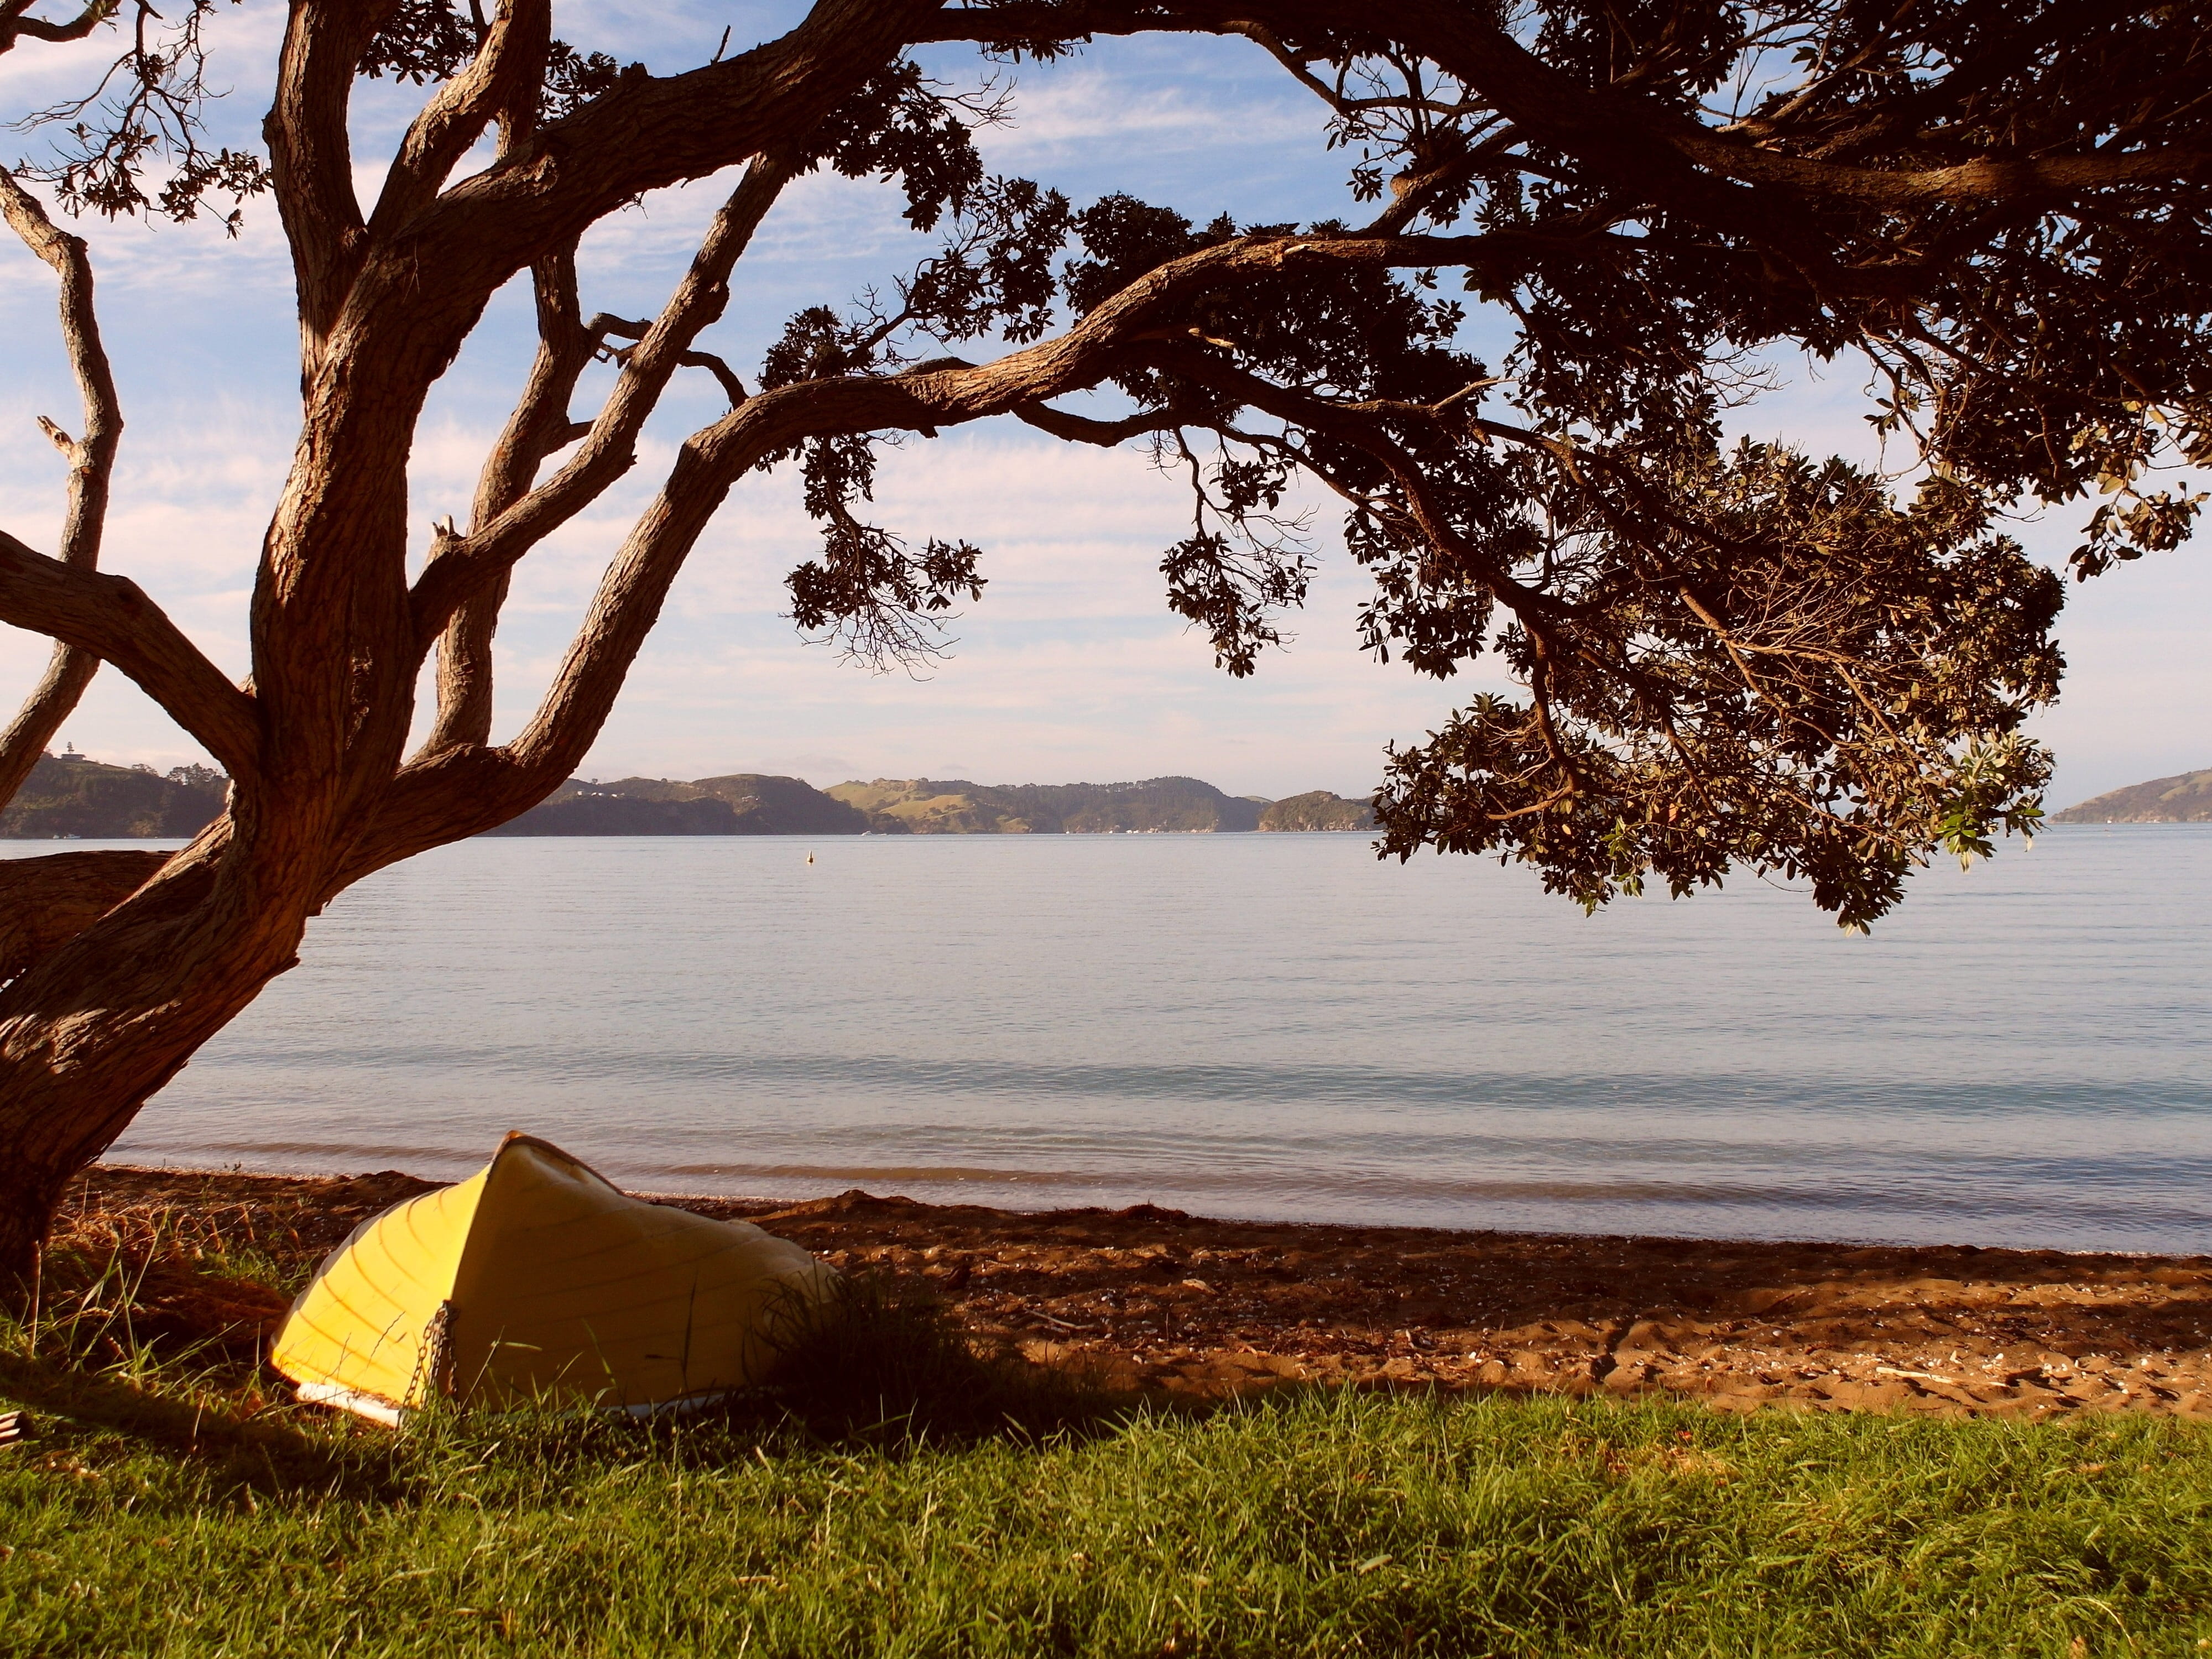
91;1155;2206;1260
65;1164;2212;1421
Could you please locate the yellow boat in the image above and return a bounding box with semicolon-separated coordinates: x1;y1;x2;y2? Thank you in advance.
271;1133;836;1423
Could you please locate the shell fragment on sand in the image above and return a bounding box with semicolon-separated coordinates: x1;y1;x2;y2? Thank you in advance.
270;1133;838;1423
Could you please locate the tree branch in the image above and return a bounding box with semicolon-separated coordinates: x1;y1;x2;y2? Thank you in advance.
369;0;551;236
593;316;751;409
912;1;1189;48
1013;403;1186;445
415;222;1597;645
1332;1;2209;210
408;148;798;655
437;0;937;222
310;0;938;465
264;0;395;372
0;849;173;986
422;246;593;754
1159;345;1584;632
932;1;2206;275
0;168;122;813
369;221;1630;865
0;648;98;804
0;0;111;51
0;530;259;782
404;0;561;757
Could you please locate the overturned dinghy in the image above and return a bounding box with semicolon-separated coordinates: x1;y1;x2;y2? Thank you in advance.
272;1133;837;1424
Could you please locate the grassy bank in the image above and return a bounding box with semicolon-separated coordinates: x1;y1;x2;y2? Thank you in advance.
6;1194;2211;1656
6;1367;2211;1655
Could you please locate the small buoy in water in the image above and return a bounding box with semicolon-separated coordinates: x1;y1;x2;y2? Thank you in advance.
806;851;815;864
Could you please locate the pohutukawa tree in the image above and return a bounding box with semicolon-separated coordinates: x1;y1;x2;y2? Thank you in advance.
1;0;2206;1274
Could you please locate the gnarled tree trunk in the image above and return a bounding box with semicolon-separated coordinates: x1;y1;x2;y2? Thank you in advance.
0;835;283;1276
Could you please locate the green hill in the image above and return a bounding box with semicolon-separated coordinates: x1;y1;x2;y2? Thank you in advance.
1259;790;1375;832
0;753;226;839
827;776;1268;833
483;774;870;836
825;779;1018;833
2052;768;2212;823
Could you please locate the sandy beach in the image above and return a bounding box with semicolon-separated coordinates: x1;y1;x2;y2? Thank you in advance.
65;1164;2212;1420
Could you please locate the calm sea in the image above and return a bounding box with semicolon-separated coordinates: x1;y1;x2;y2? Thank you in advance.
11;826;2209;1253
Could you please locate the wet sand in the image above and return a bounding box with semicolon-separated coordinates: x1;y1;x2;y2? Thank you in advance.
66;1165;2212;1420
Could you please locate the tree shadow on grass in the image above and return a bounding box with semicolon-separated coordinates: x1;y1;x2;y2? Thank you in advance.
0;1348;401;1498
2;1236;403;1500
674;1269;1170;1457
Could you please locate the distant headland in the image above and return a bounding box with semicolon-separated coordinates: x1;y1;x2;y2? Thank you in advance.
0;752;1374;839
484;774;1377;836
0;749;227;839
2052;768;2212;823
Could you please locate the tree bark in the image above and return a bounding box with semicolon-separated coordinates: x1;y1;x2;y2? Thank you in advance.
0;849;172;984
0;166;122;811
0;828;299;1285
0;848;207;1282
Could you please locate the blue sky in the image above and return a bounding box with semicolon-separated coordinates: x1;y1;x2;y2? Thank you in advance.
1;1;2203;805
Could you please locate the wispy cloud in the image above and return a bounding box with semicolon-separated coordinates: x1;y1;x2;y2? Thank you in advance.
984;68;1313;160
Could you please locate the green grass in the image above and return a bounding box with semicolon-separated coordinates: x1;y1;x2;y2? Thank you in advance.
7;1381;2211;1655
4;1251;2211;1655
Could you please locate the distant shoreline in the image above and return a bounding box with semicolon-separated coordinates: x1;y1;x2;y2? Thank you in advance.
2052;765;2212;823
